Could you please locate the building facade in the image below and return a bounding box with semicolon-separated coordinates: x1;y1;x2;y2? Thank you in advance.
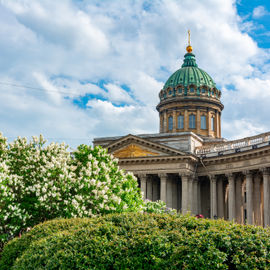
93;42;270;227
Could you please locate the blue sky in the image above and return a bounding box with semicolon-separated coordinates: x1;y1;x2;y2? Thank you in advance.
0;0;270;149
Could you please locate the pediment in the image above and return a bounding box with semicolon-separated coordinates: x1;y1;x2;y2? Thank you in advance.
107;134;187;158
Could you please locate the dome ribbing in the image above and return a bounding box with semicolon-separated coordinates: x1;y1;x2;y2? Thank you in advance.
163;53;216;90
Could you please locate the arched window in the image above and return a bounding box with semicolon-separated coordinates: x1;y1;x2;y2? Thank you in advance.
190;87;194;93
211;117;215;131
168;116;173;131
189;114;196;129
201;115;206;130
178;115;184;129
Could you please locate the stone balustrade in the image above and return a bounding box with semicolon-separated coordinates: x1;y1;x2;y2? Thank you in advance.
196;132;270;156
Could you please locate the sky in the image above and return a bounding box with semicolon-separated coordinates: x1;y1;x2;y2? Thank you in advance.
0;0;270;149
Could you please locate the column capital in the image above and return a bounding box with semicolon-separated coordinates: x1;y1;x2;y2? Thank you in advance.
209;174;218;182
158;173;167;181
179;172;192;179
225;173;234;179
242;170;253;177
137;174;147;180
260;167;270;176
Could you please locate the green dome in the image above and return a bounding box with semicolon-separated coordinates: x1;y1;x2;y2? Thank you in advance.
163;53;216;90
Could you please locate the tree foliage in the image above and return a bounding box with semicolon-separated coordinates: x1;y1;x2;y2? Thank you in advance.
0;133;144;249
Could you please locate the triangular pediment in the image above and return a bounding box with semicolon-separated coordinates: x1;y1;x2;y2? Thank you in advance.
107;134;187;158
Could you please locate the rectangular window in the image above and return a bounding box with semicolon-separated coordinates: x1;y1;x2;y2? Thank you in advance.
211;117;215;131
201;115;206;129
168;116;173;131
189;114;196;129
178;115;184;129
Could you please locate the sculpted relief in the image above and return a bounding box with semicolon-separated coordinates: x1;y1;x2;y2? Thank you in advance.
113;144;159;158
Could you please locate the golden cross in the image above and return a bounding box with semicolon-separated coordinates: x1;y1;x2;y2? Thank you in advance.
188;30;191;46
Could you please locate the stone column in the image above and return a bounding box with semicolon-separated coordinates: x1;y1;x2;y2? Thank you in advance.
181;174;189;214
193;178;198;214
235;176;243;224
253;173;261;226
188;177;193;213
147;177;153;201
197;179;201;214
166;177;173;208
217;177;224;218
262;168;270;227
210;175;218;219
227;173;236;221
159;173;167;204
245;171;254;225
139;174;147;200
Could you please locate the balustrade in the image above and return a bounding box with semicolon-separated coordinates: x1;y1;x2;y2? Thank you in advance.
196;131;270;155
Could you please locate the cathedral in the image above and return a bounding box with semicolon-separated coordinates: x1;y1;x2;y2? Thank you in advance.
93;35;270;227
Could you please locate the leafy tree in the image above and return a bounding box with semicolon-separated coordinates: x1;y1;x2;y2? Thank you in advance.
0;133;144;249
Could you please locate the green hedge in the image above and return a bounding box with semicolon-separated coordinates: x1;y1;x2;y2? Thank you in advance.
1;213;270;269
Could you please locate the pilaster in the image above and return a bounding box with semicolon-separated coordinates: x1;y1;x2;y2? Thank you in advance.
184;109;188;131
227;173;236;221
173;110;177;133
196;108;200;134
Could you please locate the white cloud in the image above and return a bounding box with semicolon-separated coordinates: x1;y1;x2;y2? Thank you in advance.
86;99;158;135
103;84;134;105
222;119;266;140
0;0;269;147
253;6;269;19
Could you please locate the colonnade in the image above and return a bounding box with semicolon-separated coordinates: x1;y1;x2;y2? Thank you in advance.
137;168;270;227
210;169;270;227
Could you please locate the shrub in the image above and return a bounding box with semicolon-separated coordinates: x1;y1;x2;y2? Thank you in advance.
0;133;143;250
1;213;270;270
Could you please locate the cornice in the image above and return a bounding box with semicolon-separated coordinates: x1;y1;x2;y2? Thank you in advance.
156;96;224;112
118;154;198;165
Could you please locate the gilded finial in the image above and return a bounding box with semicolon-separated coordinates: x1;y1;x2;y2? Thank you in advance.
186;29;193;53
